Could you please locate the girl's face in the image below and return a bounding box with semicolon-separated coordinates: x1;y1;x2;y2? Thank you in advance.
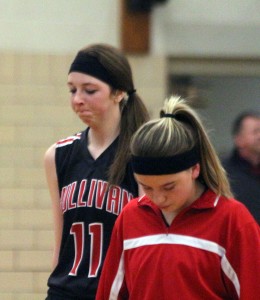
67;72;123;127
135;164;201;215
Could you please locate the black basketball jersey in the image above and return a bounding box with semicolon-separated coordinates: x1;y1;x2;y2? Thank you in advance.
46;128;138;299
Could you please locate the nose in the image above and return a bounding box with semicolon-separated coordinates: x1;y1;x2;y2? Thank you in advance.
151;191;166;206
72;90;85;104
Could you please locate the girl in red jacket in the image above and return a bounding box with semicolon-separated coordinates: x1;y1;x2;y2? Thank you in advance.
96;96;260;300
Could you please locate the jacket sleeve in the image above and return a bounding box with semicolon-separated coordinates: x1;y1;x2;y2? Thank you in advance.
226;217;260;299
96;213;128;300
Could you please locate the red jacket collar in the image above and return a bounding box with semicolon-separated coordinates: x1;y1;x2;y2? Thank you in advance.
137;189;221;211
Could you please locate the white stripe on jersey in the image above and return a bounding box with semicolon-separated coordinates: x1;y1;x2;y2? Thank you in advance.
56;133;81;148
109;253;125;300
116;234;239;298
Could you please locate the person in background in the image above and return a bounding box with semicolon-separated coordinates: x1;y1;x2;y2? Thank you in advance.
222;111;260;224
96;96;260;300
44;43;149;300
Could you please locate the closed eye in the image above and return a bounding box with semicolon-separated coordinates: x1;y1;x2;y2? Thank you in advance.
85;89;97;95
163;184;175;191
164;186;174;191
141;185;152;192
69;88;76;94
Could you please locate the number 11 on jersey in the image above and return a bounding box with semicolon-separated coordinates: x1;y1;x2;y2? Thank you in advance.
69;222;103;277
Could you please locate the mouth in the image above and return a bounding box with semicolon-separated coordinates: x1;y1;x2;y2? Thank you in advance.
77;109;91;115
156;202;171;210
160;204;171;211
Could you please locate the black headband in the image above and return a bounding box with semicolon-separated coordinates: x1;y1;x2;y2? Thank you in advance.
131;148;200;175
69;52;117;88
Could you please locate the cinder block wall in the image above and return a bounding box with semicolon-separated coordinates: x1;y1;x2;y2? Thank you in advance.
0;51;166;299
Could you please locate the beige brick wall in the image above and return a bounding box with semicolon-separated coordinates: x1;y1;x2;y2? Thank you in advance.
0;51;166;299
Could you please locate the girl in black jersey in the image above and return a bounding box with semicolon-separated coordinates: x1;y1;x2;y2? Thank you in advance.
44;44;149;300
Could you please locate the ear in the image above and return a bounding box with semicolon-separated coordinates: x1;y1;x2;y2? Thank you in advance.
112;90;126;103
191;163;200;180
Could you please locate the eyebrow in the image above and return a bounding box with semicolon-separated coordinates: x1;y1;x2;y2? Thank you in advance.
67;82;94;86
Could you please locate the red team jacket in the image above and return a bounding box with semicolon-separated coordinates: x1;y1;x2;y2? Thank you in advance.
96;189;260;300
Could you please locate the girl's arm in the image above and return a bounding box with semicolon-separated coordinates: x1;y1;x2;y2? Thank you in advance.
44;144;63;270
235;221;260;299
226;216;260;299
96;215;128;300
